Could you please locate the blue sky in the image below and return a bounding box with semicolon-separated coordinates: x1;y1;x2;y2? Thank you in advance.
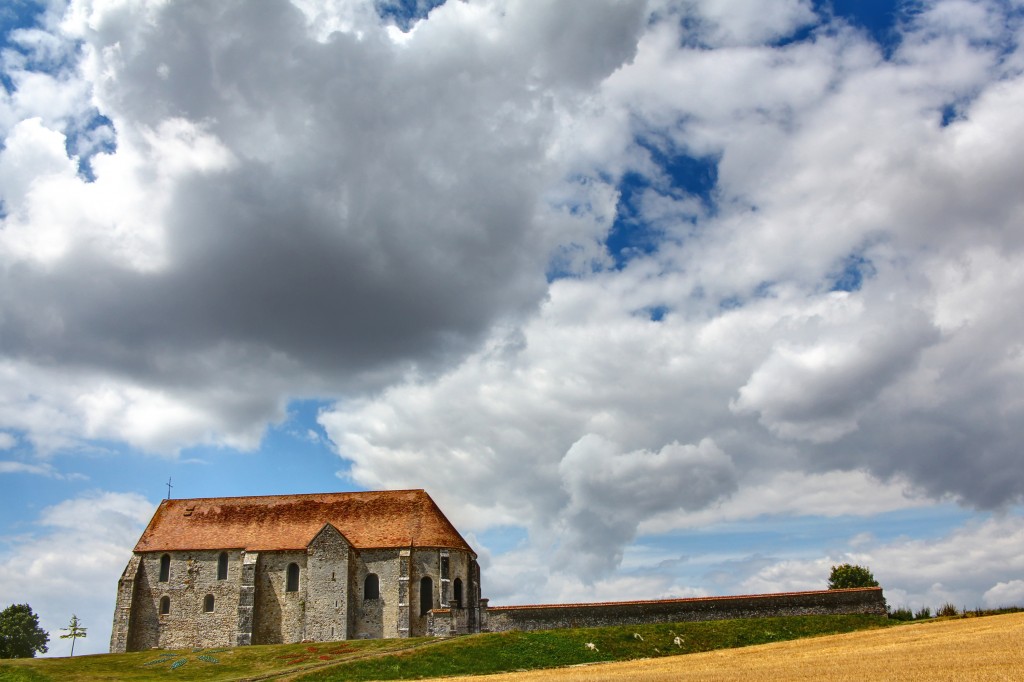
3;0;1024;657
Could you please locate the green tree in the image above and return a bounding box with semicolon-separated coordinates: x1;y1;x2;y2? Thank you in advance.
60;614;87;657
0;603;49;659
828;563;880;590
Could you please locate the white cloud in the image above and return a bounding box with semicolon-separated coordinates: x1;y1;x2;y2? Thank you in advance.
0;361;278;454
639;470;937;534
648;0;816;48
319;0;1024;593
1;0;1024;618
0;491;155;656
0;432;15;451
739;512;1024;611
984;580;1024;608
731;292;939;443
0;461;54;475
0;0;651;455
557;436;737;578
0;457;86;480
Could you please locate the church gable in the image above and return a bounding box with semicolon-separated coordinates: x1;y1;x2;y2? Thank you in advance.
304;523;352;641
308;522;352;551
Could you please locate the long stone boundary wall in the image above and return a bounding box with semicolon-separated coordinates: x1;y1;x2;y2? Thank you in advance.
440;588;885;635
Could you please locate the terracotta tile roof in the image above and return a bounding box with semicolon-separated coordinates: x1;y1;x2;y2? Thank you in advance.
133;489;473;554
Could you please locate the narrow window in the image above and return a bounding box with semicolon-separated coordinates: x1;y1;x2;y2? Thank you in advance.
440;555;449;579
419;576;433;616
453;578;463;609
204;594;215;613
159;596;170;615
217;552;228;580
286;562;300;592
159;554;170;582
364;573;380;600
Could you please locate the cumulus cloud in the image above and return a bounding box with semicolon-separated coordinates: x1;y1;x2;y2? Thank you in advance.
984;580;1024;609
732;291;940;443
1;0;647;453
669;0;817;47
322;0;1024;585
0;491;154;656
3;0;1024;609
740;512;1024;612
557;436;737;579
639;469;938;534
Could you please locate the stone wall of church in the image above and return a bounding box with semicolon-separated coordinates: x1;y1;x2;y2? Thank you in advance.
252;551;307;644
125;550;244;650
109;555;140;653
351;548;400;638
304;527;351;642
408;548;476;637
113;544;484;651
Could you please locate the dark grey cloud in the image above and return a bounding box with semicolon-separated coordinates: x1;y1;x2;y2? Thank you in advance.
557;436;738;580
0;0;647;447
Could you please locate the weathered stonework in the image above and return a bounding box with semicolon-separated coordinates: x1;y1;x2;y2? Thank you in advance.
108;555;140;653
466;588;886;635
353;548;403;639
118;550;245;650
252;551;306;644
304;525;351;642
236;552;257;646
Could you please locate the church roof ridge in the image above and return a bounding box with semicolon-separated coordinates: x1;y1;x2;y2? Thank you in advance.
133;488;473;554
158;488;429;504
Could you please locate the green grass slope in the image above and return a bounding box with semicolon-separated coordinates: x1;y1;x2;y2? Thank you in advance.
0;614;892;682
294;614;892;681
0;638;435;681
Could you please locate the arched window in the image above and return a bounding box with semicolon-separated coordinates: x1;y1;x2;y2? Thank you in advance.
159;554;170;582
419;576;433;616
364;573;379;600
204;594;215;613
217;552;228;580
453;577;463;609
286;563;300;592
159;596;170;615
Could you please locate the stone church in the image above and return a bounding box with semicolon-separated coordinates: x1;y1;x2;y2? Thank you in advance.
109;489;483;652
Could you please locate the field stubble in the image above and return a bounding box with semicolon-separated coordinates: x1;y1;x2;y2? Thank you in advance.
433;612;1024;682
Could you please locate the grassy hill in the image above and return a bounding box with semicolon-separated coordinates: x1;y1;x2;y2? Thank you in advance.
0;614;891;681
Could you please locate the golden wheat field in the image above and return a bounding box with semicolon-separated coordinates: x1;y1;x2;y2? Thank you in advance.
436;613;1024;681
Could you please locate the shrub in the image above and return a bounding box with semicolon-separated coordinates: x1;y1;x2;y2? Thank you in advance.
914;606;932;620
828;564;880;590
937;603;959;618
888;607;914;621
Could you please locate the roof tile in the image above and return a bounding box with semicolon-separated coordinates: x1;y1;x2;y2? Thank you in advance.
133;489;472;553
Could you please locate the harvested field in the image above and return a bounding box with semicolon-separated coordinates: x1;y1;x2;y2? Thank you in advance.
434;612;1024;681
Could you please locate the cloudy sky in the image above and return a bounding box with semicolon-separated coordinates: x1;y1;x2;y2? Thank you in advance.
2;0;1024;657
